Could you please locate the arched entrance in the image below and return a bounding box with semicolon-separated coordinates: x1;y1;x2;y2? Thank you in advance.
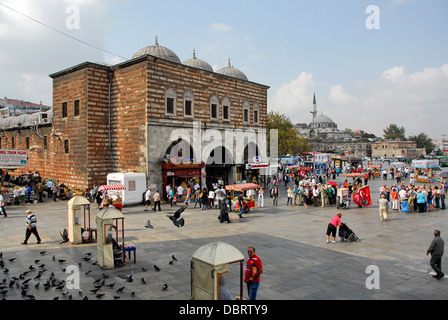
205;146;234;188
162;139;205;199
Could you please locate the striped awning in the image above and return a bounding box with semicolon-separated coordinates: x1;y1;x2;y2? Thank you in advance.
99;185;126;191
225;183;260;191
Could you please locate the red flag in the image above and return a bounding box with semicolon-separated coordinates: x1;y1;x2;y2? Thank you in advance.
358;185;373;207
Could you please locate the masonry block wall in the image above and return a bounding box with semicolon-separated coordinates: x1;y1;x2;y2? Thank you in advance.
3;54;269;191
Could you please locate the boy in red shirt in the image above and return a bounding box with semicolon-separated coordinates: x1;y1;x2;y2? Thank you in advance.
245;246;263;300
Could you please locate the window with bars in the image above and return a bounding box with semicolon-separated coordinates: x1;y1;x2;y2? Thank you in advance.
74;99;80;117
62;102;68;118
185;100;192;117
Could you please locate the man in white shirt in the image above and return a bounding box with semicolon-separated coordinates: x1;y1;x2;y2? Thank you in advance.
144;188;152;211
0;192;7;217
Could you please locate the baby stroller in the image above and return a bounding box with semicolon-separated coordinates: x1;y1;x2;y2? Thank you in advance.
339;223;359;242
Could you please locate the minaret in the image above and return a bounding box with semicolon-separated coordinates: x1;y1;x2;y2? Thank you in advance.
310;93;317;128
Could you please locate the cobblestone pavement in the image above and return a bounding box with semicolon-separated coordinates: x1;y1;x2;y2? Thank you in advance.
1;165;447;301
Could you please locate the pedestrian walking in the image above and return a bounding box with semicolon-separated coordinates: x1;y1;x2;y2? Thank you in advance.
426;230;445;280
378;194;389;222
257;187;264;208
144;187;152;211
153;190;161;211
0;191;7;217
21;209;41;244
271;185;279;206
245;246;263;300
218;200;231;223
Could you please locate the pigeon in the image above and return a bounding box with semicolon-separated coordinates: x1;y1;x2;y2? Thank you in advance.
167;206;185;222
8;258;16;262
96;293;105;299
145;220;153;229
172;255;177;261
173;218;185;228
58;259;66;263
162;284;168;291
119;271;133;283
34;260;40;264
116;286;125;293
154;265;161;272
39;251;46;255
105;282;115;288
60;229;69;244
141;278;146;284
52;255;55;261
141;267;147;272
113;296;121;299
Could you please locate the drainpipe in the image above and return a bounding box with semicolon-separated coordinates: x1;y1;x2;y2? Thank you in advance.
107;71;114;150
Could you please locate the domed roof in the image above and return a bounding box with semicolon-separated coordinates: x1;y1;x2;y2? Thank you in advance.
216;58;248;81
182;49;214;72
315;113;335;124
132;36;181;64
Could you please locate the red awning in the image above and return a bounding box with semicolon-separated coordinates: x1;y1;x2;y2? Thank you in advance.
99;185;126;191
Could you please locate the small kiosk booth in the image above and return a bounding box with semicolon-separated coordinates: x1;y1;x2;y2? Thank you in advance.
96;207;126;269
67;196;95;244
412;159;440;183
190;241;245;300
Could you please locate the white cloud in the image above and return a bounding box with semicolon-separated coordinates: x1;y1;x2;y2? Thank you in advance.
210;22;233;33
0;0;112;105
268;72;315;123
328;84;358;105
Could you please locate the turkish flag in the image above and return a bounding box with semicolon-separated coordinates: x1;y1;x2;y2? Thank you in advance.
354;185;373;207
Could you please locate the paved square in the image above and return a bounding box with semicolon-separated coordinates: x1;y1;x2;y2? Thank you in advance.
1;170;447;300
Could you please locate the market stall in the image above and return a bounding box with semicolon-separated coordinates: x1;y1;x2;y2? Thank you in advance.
343;173;365;186
225;183;259;213
99;185;125;210
412;159;440;183
190;241;245;300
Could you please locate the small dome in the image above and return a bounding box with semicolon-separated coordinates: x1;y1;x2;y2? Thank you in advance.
216;58;248;81
182;49;214;72
132;36;181;64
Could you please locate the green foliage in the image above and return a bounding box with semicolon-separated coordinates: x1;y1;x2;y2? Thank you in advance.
267;111;311;156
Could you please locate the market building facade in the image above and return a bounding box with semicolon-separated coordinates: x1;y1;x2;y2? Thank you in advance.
0;38;269;194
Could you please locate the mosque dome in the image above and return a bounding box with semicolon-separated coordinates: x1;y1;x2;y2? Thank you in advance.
182;49;214;72
132;36;181;64
313;113;337;129
216;58;248;81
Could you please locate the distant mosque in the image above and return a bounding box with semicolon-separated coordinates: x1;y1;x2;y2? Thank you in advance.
295;94;352;140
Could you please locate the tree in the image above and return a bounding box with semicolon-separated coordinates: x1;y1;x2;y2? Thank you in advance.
267;111;310;156
408;133;435;155
383;124;406;140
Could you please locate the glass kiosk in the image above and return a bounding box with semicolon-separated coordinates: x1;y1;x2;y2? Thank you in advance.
67;196;93;244
96;207;125;269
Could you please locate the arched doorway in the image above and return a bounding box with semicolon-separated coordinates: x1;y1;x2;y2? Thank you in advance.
162;139;205;200
205;146;234;188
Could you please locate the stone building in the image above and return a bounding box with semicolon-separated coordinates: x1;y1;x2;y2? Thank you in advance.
0;38;269;194
371;140;426;159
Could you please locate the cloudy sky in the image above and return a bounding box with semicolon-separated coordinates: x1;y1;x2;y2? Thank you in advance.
0;0;447;139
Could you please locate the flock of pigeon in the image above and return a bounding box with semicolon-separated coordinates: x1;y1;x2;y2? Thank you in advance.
0;249;178;300
0;206;188;300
